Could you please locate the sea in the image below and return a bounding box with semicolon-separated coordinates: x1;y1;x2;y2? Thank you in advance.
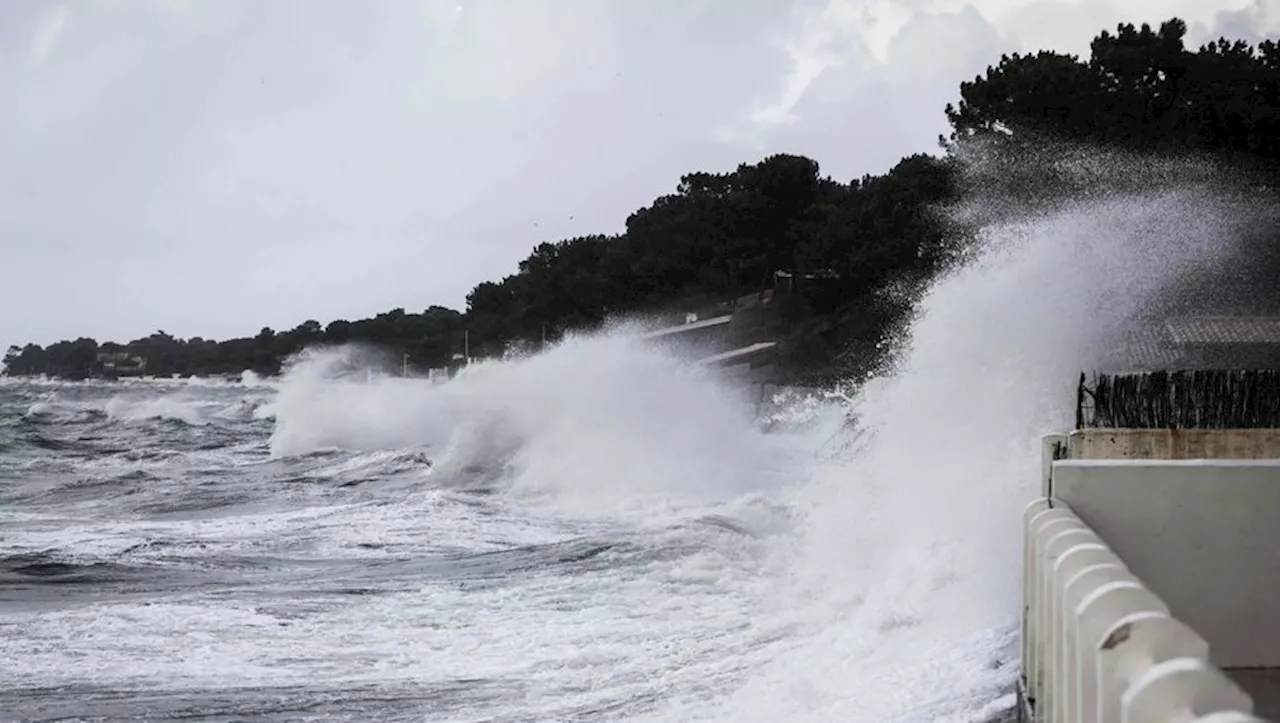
0;182;1253;722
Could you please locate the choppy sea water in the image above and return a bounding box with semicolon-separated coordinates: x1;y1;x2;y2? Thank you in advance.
0;341;1015;723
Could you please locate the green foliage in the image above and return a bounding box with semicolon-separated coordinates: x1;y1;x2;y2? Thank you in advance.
6;17;1277;381
946;19;1280;168
463;153;954;354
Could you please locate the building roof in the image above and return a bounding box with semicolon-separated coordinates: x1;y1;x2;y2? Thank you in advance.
1106;334;1182;370
1165;317;1280;345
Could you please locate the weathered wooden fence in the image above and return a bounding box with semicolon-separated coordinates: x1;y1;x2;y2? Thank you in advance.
1077;370;1280;430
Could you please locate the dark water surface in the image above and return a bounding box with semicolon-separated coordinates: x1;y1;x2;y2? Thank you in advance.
0;377;800;722
0;367;1014;723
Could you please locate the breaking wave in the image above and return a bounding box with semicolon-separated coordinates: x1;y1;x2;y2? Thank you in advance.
5;151;1271;722
253;162;1271;721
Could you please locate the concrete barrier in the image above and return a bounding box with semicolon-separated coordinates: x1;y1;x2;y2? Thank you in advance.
1050;459;1280;667
1065;429;1280;461
1124;658;1253;723
1021;496;1259;722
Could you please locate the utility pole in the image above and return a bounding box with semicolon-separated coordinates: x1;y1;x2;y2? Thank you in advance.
464;330;470;364
402;352;409;378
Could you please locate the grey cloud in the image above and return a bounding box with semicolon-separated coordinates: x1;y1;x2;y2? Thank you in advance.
995;0;1278;53
736;4;1009;181
996;0;1123;56
1197;0;1280;44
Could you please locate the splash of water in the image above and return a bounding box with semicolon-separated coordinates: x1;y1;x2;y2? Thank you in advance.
104;395;211;426
267;336;818;519
700;170;1271;722
259;154;1271;721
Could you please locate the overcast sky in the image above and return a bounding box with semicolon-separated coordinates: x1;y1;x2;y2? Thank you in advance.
2;0;1275;348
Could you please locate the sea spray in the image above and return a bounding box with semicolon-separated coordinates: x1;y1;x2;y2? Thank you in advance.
243;152;1279;722
1;176;1269;721
267;334;820;518
104;395;212;426
262;346;453;455
695;159;1277;722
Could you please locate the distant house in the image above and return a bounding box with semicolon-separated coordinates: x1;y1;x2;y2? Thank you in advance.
96;351;147;378
1113;316;1280;370
772;268;843;312
772;268;840;294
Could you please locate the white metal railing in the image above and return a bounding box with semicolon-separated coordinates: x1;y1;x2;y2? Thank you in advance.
1022;498;1265;722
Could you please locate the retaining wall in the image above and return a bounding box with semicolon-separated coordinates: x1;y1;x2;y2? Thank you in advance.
1065;429;1280;461
1022;497;1265;722
1022;432;1280;721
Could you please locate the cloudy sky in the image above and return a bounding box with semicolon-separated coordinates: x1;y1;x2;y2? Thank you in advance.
2;0;1275;348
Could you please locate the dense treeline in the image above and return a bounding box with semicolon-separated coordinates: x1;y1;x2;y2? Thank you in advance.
464;151;958;359
6;18;1279;380
4;308;464;379
946;19;1280;165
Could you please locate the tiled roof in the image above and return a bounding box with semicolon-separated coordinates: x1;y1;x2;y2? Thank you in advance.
1165;317;1280;345
1098;323;1181;370
1113;339;1182;369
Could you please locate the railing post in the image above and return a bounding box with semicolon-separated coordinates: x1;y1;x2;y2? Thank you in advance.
1098;612;1210;722
1062;561;1135;723
1024;498;1052;705
1021;467;1275;723
1053;545;1128;723
1075;581;1169;723
1024;496;1044;680
1043;529;1103;722
1029;506;1087;710
1122;657;1254;723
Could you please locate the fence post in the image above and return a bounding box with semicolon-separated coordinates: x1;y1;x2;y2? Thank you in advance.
1077;372;1087;429
1042;434;1068;496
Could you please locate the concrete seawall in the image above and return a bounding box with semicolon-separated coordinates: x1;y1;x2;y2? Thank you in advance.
1063;429;1280;461
1021;431;1280;721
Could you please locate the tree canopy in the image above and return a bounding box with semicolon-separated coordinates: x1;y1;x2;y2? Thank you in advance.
7;17;1279;380
946;19;1280;166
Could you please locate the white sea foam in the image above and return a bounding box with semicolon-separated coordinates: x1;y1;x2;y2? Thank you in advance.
267;336;817;521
